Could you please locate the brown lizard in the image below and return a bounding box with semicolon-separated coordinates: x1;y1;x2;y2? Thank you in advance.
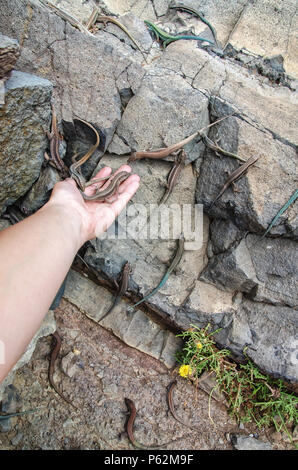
211;155;259;206
85;8;147;63
79;170;131;202
44;104;69;178
69;118;130;201
40;0;92;36
166;380;199;431
125;398;182;449
159;150;186;205
48;331;76;409
69;117;101;191
127;114;235;162
98;261;132;322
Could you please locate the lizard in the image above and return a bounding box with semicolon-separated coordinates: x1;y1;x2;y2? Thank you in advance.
44;104;69;178
203;134;246;162
159;149;186;205
48;331;77;409
69;117;130;202
69;117;102;191
39;0;93;36
132;236;184;309
98;261;132;322
85;5;99;30
125;398;181;449
169;3;219;47
144;20;214;48
85;7;147;63
127;113;235;162
78;170;131;202
166;380;199;431
261;189;298;239
211;155;259;206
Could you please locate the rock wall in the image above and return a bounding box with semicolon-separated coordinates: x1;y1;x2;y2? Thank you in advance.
0;0;297;385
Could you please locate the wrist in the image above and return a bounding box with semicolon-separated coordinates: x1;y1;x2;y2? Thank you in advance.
40;199;86;251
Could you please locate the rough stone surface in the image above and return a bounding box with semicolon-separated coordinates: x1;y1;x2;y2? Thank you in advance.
231;434;272;451
0;1;297;449
210;219;245;255
196;111;298;234
47;0;95;25
236;300;298;383
0;300;290;450
157;42;298;147
0;70;52;214
0;33;20;80
0;0;146;176
112;70;209;163
246;235;298;308
63;269;182;369
20;166;61;215
201;235;298;307
227;0;298;78
94;11;153;54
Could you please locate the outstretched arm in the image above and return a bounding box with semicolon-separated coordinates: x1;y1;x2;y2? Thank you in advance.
0;164;139;383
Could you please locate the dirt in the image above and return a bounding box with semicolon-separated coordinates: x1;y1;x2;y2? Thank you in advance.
0;299;292;450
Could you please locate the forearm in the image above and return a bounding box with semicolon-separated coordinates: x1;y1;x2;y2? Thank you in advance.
0;201;83;383
0;165;139;384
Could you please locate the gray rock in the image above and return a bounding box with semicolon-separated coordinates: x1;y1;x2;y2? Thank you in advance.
200;239;259;294
181;280;234;325
63;269;182;368
198;371;228;406
201;233;298;308
231;434;272;450
226;0;298;78
240;300;298;383
0;70;52;214
11;431;24;446
20;166;61;215
292;425;298;442
0;0;146;177
156;41;298;147
0;33;20;80
0;384;21;432
246;235;298;308
42;0;94;25
196;108;297;235
112;69;209;163
94;12;152;53
210;219;245;254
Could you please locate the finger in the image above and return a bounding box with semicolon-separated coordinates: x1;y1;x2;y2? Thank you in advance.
84;166;112;196
109;176;140;216
103;174;139;204
118;173;140;194
94;175;140;237
90;164;133;195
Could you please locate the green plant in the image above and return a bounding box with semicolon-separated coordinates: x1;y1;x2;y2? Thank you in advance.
175;324;298;441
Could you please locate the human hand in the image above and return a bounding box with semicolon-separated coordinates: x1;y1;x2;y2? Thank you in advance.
47;164;140;245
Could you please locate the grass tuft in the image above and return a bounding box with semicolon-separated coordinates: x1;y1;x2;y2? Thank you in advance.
175;324;298;442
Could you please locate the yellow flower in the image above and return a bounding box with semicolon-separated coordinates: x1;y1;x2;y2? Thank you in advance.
196;341;203;349
179;364;192;378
